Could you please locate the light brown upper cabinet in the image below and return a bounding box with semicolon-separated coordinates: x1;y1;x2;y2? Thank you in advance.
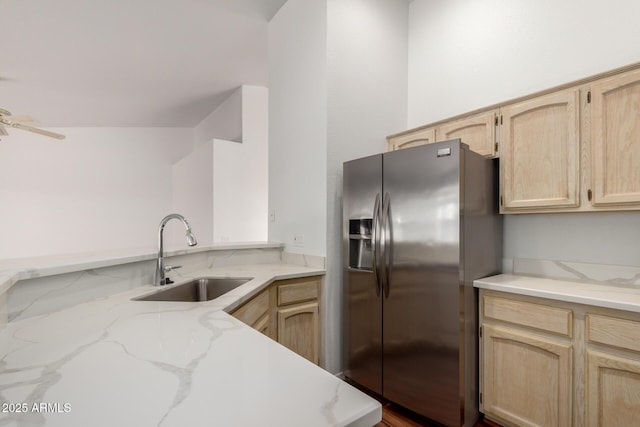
437;110;498;158
388;62;640;214
499;89;581;212
387;126;436;151
590;68;640;207
388;112;498;158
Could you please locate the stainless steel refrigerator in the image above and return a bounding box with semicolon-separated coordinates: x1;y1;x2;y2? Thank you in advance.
342;139;501;426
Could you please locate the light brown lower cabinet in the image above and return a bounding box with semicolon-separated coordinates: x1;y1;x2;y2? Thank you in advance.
277;302;319;364
482;324;573;427
480;289;640;427
230;286;272;338
230;275;321;365
585;313;640;427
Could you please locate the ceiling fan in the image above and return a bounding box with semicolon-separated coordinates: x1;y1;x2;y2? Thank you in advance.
0;108;65;140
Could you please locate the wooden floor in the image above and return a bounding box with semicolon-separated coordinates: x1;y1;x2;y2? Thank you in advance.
374;400;503;427
343;377;503;426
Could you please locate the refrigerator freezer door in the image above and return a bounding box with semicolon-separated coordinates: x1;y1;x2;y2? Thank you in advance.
382;141;462;426
343;153;383;395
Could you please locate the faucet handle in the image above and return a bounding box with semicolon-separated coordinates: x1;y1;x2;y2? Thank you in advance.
164;265;182;273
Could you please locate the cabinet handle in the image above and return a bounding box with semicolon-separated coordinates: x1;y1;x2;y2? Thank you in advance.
587;189;592;202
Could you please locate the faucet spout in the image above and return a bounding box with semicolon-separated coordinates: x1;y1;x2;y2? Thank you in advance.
155;214;198;286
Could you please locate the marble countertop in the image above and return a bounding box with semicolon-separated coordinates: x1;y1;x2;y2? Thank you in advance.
474;274;640;313
0;263;381;427
0;242;284;296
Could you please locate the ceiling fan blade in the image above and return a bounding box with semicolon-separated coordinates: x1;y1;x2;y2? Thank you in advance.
0;109;31;122
0;124;8;136
8;115;34;123
6;121;66;140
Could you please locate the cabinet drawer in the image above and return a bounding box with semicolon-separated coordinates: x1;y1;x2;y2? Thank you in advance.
231;289;269;326
483;295;573;337
277;277;319;306
587;314;640;353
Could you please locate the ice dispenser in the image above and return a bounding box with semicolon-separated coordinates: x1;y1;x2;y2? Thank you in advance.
348;218;373;270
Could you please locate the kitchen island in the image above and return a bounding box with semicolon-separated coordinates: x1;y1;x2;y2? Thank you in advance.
0;262;381;426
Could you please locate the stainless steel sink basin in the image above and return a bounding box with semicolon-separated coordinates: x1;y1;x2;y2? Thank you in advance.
134;277;252;302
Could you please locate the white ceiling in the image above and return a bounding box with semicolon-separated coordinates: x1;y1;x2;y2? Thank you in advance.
0;0;287;127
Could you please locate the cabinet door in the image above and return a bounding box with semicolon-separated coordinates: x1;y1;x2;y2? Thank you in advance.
438;110;498;157
254;313;271;337
500;89;580;212
482;324;573;427
586;350;640;427
277;302;319;365
591;69;640;207
387;127;436;151
230;288;272;338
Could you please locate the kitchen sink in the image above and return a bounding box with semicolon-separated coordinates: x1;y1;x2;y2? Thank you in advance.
134;277;252;302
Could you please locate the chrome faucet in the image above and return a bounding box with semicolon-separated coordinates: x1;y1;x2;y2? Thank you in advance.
155;214;198;286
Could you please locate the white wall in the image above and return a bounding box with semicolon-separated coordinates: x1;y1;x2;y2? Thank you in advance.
268;0;328;256
326;0;409;373
0;127;193;259
213;86;269;242
194;88;243;147
408;0;640;268
408;0;640;127
171;141;214;248
504;212;640;267
269;0;409;373
171;85;269;245
0;84;268;260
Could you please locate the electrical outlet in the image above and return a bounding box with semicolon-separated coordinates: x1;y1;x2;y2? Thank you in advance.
269;209;276;223
293;233;304;247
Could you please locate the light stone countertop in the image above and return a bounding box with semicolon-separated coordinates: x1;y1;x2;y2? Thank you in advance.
0;242;285;296
0;263;381;427
474;273;640;313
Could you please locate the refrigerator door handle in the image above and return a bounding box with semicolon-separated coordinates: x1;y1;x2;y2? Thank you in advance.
372;193;382;296
381;192;392;298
